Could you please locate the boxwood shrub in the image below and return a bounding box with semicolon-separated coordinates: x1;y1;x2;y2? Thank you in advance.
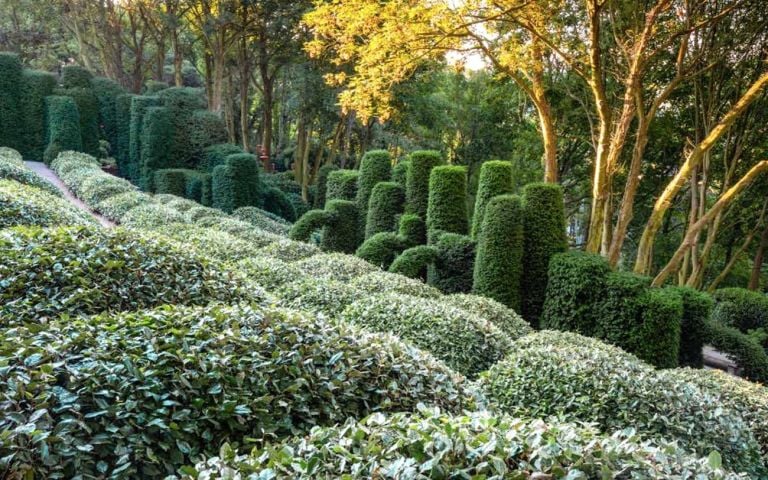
91;76;124;153
233;206;290;236
631;287;683;368
212;154;260;213
356;150;391;230
427;232;475;294
121;204;189;228
325;169;359;202
128;95;160;183
0;52;22;151
260;237;320;262
115;93;134;174
405;150;442;218
261;186;297;221
0;304;471;478
164;196;200;213
392;159;410;188
389;245;438;279
355;231;406;269
140;106;173;190
185;205;226;223
478;330;764;475
43;95;82;164
153;168;188;196
706;320;768;382
234;256;307;291
295;252;378;282
444;293;532;339
313;163;338;208
364;181;404;239
350;271;442;299
426;165;468;239
201;143;243;172
194;217;283;247
0;180;95;228
289;208;332;241
76;174;137;206
20;69;56;160
55;86;100;156
0;147;22;163
276;277;359;317
0;226;254;323
152;224;266;262
0;152;61;196
712;287;768;333
321;199;359;253
471;160;514;239
398;212;426;245
94;191;155;222
186;409;744;479
340;293;513;377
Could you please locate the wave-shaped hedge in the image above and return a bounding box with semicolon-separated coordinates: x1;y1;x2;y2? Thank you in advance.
0;179;95;228
0;150;60;196
0;304;471;478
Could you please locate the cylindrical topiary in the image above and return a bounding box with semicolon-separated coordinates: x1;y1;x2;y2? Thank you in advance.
321;199;359;253
356;232;405;269
314;164;339;208
392;160;410;189
389;245;439;279
593;271;649;350
20;70;56;160
521;182;568;327
426;165;468;241
91;77;125;154
158;87;207;168
398;213;426;246
290;209;332;241
115;93;134;175
472;194;523;310
428;232;475;294
43;96;82;164
356;150;391;231
325;169;359;203
631;288;683;368
140;106;173;191
128;96;160;183
212;153;260;213
0;53;23;151
405;150;442;218
365;181;405;239
55;87;100;156
472;160;514;239
671;286;714;368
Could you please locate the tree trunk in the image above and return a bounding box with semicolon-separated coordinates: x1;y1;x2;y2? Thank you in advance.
238;35;250;151
172;28;183;87
748;225;768;290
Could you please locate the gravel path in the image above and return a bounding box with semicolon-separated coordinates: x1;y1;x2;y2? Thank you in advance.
25;161;115;228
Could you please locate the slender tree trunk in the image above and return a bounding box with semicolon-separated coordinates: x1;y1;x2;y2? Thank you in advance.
708;232;757;292
204;51;214;109
749;225;768;290
238;35;250;151
530;40;557;183
172;29;183;86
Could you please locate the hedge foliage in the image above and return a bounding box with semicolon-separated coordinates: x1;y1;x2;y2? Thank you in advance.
478;330;765;476
261;186;297;221
189;110;227;163
94;190;155;222
114;93;134;174
0;226;252;323
472;160;514;239
356;149;391;231
632;287;683;368
154;168;188;196
521;182;568;326
0;304;470;478
313;163;338;208
712;287;768;335
426;165;468;239
295;252;378;283
20;70;56;160
325;169;359;202
391;159;410;188
389;245;438;279
277;277;358;317
706;320;768;383
60;65;93;88
427;232;475;294
128;96;160;183
121;204;189;228
0;53;22;151
234;256;304;291
364;181;404;239
55;86;100;156
140;106;173;190
43;96;82;164
91;76;124;153
398;212;426;245
289;209;332;241
320;199;359;253
355;231;405;268
233;206;290;235
349;271;442;299
405;150;442;218
186;408;743;480
340;293;512;377
0;150;60;196
472;194;523;310
444;293;532;339
201;143;243;172
157;87;207;167
0;180;95;228
212;153;260;213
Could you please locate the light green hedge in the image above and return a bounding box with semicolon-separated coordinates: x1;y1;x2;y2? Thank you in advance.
0;180;95;228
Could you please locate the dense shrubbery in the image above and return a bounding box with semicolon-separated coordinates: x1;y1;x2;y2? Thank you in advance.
350;271;442;298
0;150;60;196
340;293;512;377
20;69;56;160
445;293;532;339
277;277;358;317
212;153;260;213
295;252;378;282
94;190;155;221
234;256;305;291
43;96;82;164
478;330;765;475
426;165;468;238
0;180;95;228
325;169;359;202
0;226;254;323
389;244;438;278
0;53;22;151
55;85;100;156
356;149;391;229
674;286;715;367
355;231;406;268
405;150;442;218
427;232;475;293
320;199;359;252
91;76;124;153
712;287;768;335
313;163;338;208
233;206;290;235
364;181;404;239
186;408;743;479
471;160;514;239
706;320;768;382
120;203;188;228
0;304;470;478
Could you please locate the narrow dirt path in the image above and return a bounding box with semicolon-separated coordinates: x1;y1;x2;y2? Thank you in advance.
25;161;115;228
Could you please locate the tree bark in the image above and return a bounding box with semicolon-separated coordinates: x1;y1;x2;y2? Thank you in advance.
749;225;768;290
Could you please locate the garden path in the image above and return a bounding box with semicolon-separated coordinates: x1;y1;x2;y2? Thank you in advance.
25;161;115;228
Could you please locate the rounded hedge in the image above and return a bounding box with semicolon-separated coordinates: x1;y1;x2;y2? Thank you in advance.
355;231;405;269
472;194;524;310
478;330;764;475
233;206;290;236
426;165;468;239
706;320;768;383
340;293;513;377
389;245;438;279
0;147;22;163
121;203;189;228
321;199;359;253
313;164;339;208
0;226;254;323
276;277;359;317
60;65;93;89
260;237;320;262
152;224;267;263
94;191;155;222
0;304;471;478
261;186;297;221
444;293;532;339
234;256;306;291
405;150;442;218
712;287;768;332
76;173;137;206
289;208;332;241
185;205;226;223
0;180;95;228
194;217;283;247
472;160;514;239
364;181;404;239
295;252;378;282
521;182;568;326
350;271;442;299
397;212;426;246
325;169;359;202
0;154;61;196
391;159;410;188
186;408;743;479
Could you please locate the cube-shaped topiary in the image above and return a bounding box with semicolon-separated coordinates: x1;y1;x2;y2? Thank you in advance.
60;65;93;89
472;160;514;239
43;96;82;164
201;143;244;172
405;150;442;218
20;70;56;160
325;169;359;202
140;106;174;190
426;165;468;241
631;288;683;368
212;154;260;213
0;53;22;151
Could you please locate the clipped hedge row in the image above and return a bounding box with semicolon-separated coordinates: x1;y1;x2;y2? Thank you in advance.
0;52;22;151
0;180;95;228
233;206;290;236
0;150;60;196
20;70;56;160
43;96;82;164
405;150;442;218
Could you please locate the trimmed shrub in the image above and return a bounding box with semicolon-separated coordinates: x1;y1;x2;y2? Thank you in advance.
261;237;319;262
60;65;93;88
0;180;95;228
277;277;358;317
289;209;332;241
91;76;124;152
540;251;610;335
140;106;173;190
355;231;405;269
115;93;134;174
165;197;199;213
185;408;746;480
152;224;266;262
445;293;532;339
356;149;391;229
472;194;523;310
43;96;82;164
325;169;359;202
712;287;768;332
232;206;290;236
340;293;513;377
128;96;160;183
472;160;514;239
183;170;212;204
0;303;470;478
405;150;442;218
121;203;189;228
94;191;155;222
234;256;305;291
632;288;683;368
0;226;252;323
76;174;137;205
392;159;410;188
314;164;338;208
478;330;765;476
194;217;282;247
0;147;22;163
157;87;207;167
144;79;169;94
0;53;22;151
593;271;649;349
350;271;442;299
398;212;426;245
55;86;100;156
201;143;243;172
188;110;228;165
185;205;225;223
295;252;378;282
212;154;260;213
321;199;359;253
389;245;438;279
20;70;56;160
365;181;404;239
706;320;768;382
261;186;297;221
0;153;60;196
154;168;188;196
521;182;568;325
672;286;714;368
427;232;475;294
426;165;468;239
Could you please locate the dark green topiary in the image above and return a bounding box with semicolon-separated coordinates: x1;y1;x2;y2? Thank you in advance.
406;150;442;218
188;110;228;166
43;96;82;164
290;209;332;242
128;96;160;183
389;245;439;279
321;200;359;254
326;169;359;202
314;164;339;208
153;169;188;196
632;288;683;368
593;271;649;350
262;186;297;221
706;320;768;383
183;170;212;204
521;182;568;327
144;79;169;94
157;87;207;168
356;149;391;232
428;232;475;294
472;194;523;310
212;154;260;213
472;160;514;239
60;65;93;89
55;87;100;156
115;94;134;175
20;70;56;160
140;106;173;191
672;286;714;368
712;287;768;332
91;77;124;154
426;165;468;241
392;160;410;189
398;213;426;246
356;232;405;269
365;181;405;239
0;53;23;151
201;143;244;172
